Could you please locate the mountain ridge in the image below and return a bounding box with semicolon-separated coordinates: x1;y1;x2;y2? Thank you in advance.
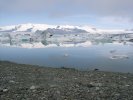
0;23;130;34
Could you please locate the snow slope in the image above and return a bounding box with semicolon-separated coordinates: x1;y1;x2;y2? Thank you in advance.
0;23;126;34
1;23;133;35
0;24;56;32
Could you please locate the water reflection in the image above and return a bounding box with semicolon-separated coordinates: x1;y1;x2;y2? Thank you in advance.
0;43;133;73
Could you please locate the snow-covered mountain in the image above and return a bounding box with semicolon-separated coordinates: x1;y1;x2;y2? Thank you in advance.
0;24;55;32
0;23;127;34
0;24;119;33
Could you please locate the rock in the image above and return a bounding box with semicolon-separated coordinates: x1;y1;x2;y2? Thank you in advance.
56;90;60;95
0;89;9;94
96;83;102;87
9;80;15;83
1;61;133;99
129;39;133;42
110;50;116;53
30;86;36;90
96;87;100;90
3;89;8;92
123;76;127;79
115;93;120;96
125;84;130;87
94;68;99;71
86;84;95;88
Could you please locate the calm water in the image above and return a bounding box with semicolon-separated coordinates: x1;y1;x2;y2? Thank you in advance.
0;43;133;73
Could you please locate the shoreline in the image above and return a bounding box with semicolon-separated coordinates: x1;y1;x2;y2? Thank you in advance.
0;61;133;100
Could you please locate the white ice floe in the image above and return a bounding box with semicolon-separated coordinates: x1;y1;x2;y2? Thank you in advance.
0;43;11;47
110;55;129;60
63;53;69;57
59;43;75;47
75;41;92;47
112;42;124;45
20;42;45;48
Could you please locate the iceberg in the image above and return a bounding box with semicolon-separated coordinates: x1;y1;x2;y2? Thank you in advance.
110;55;129;60
20;42;45;48
75;41;92;47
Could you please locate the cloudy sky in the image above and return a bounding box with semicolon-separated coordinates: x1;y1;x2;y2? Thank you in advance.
0;0;133;29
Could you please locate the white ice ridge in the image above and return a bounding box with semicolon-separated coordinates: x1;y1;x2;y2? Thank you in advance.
0;23;127;34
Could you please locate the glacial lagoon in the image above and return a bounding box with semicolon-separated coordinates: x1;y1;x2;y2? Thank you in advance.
0;43;133;73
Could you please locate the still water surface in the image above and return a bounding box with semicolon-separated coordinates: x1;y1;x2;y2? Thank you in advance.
0;43;133;73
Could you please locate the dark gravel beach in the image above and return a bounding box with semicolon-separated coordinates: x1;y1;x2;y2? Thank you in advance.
0;61;133;100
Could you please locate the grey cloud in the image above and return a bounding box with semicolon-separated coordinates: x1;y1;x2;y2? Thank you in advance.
0;0;133;20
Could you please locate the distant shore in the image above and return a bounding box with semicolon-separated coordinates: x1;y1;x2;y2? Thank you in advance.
0;61;133;100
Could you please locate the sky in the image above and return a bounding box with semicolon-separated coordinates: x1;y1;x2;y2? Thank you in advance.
0;0;133;29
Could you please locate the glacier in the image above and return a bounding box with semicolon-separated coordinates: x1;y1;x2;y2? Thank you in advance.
0;23;133;48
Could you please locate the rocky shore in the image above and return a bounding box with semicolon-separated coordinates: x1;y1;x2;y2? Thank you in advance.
0;61;133;100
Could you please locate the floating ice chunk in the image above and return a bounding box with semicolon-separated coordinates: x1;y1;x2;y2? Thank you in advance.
112;42;124;45
20;43;34;48
20;42;45;48
0;43;11;47
110;55;129;60
45;44;57;48
75;41;92;47
59;43;75;47
64;53;69;57
32;42;45;48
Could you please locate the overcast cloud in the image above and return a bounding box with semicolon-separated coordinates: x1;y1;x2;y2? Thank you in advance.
0;0;133;26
